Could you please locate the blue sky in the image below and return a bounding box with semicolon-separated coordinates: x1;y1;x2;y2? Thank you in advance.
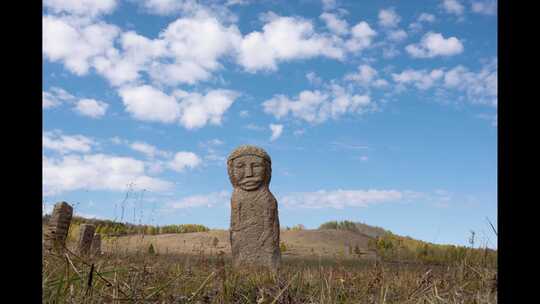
42;0;497;248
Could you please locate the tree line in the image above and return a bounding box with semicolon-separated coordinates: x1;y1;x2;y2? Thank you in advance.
43;215;210;237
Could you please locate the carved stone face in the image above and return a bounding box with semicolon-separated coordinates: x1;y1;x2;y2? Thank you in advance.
232;155;267;191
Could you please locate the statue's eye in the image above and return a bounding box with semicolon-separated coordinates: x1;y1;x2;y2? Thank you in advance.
235;164;244;168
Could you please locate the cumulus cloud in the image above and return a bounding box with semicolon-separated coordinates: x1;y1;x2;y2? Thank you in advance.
74;98;109;118
321;0;337;11
147;14;242;85
345;21;377;53
280;189;404;209
306;71;323;86
129;141;171;159
263;84;371;124
42;15;120;75
43;87;76;109
269;124;284;141
44;0;118;17
406;32;464;58
138;0;238;23
392;69;445;90
93;31;167;86
118;85;180;123
44;7;377;91
237;14;344;71
168;190;229;209
471;1;497;15
169;152;202;172
443;59;497;107
175;89;239;129
139;0;201;15
441;0;465;15
409;13;436;32
387;29;408;42
344;64;388;88
43;153;173;196
378;8;401;28
320;12;348;36
392;59;497;107
43;131;95;154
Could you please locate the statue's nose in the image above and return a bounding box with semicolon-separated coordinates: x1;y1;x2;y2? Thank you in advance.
244;165;253;177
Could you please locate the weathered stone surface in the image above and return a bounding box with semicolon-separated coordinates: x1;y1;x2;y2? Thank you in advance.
91;233;102;255
78;224;95;255
43;201;73;253
227;145;281;271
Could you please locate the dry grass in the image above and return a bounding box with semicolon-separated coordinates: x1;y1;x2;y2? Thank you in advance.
43;237;497;303
103;229;377;259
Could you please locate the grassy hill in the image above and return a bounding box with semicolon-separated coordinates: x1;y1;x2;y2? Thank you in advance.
45;216;496;266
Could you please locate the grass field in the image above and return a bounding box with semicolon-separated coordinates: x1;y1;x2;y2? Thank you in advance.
42;234;497;303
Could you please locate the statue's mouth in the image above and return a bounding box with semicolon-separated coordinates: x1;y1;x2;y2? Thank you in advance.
240;179;262;187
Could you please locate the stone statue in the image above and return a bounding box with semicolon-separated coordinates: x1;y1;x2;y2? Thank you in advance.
43;201;73;253
227;145;281;271
78;224;95;255
91;233;102;256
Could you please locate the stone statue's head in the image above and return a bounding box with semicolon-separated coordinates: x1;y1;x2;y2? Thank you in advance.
227;145;271;191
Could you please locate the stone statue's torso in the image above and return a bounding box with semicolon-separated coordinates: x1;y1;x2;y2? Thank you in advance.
230;188;280;270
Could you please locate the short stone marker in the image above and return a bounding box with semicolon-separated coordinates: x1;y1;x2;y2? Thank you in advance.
91;233;102;255
227;145;281;271
43;201;73;253
78;224;96;255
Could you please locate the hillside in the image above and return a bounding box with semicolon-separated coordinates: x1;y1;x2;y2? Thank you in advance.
46;215;496;265
102;228;378;259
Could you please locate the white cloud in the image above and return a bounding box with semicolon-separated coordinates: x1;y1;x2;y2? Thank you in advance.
129;141;171;159
44;12;242;87
269;124;284;141
42;15;120;75
168;190;229;209
43;153;173;196
471;1;497;15
320;12;348;36
168;151;202;172
344;65;388;88
263;84;371;124
443;60;497;107
93;31;167;86
139;0;238;22
392;68;445;90
74;98;109;118
409;13;436;32
148;13;242;85
140;0;200;15
280;189;404;209
345;21;377;53
442;0;465;15
359;156;369;161
419;13;436;22
378;8;401;28
321;0;337;11
387;29;408;42
118;85;180;123
43;87;76;109
392;59;497;107
237;15;344;71
175;89;239;129
44;0;118;17
43;131;95;154
306;71;323;86
406;32;464;58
